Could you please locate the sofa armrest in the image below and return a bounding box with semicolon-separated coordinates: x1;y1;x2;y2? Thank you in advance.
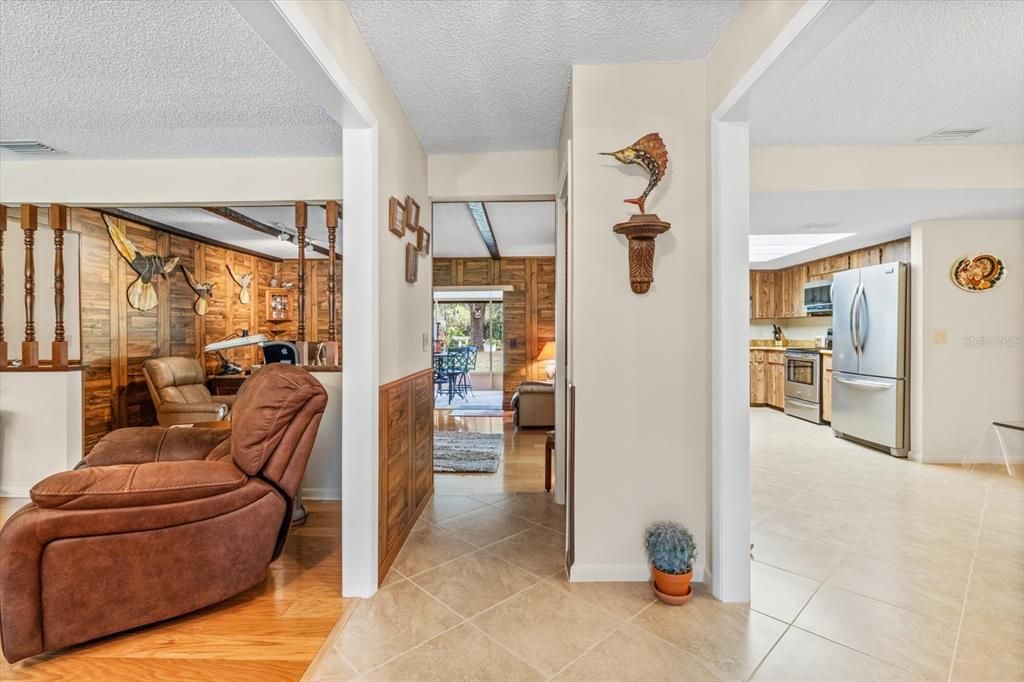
30;460;247;510
81;427;230;467
160;401;229;416
517;381;554;394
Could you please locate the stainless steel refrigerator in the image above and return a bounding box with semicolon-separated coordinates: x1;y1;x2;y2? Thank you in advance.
830;262;909;457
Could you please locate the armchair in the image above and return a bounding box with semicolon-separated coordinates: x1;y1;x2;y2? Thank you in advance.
0;364;328;663
143;356;233;427
511;381;555;428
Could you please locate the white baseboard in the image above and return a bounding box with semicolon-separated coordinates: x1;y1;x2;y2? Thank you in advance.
910;450;1023;466
569;563;705;584
302;487;341;501
0;487;31;498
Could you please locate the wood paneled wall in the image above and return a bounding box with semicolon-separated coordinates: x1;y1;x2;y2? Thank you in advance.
378;368;434;583
67;208;341;453
433;257;555;407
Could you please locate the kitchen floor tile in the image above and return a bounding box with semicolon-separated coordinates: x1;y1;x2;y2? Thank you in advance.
437;506;535;547
750;561;819;623
545;573;656;621
752;626;913;681
411;550;538;619
392;523;477;577
484;525;566;577
751;527;848;581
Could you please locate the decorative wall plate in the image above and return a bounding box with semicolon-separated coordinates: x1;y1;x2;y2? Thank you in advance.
951;254;1005;292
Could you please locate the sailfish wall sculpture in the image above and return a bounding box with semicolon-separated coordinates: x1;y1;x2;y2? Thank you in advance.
104;215;179;311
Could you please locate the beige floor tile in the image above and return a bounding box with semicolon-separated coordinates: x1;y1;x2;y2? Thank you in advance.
392;524;477;577
307;648;361;681
851;532;975;577
826;553;968;624
751;500;780;526
496;493;566;531
756;505;861;547
750;561;819;623
795;585;957;679
485;525;566;577
752;626;914;681
632;588;787;681
962;555;1024;630
804;478;896;507
379;567;404;588
752;481;801;508
951;620;1024;682
470;492;517;505
334;580;462;674
412;551;538;618
751;527;848;581
471;582;619;678
438;506;535;547
364;622;543;681
420;495;488;523
976;522;1024;565
546;573;656;621
555;623;722;681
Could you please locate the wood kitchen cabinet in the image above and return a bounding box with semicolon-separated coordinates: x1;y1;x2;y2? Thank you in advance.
766;350;786;409
822;353;833;422
779;266;807;318
849;247;881;269
807;254;849;280
749;350;767;404
749;271;777;320
881;239;911;264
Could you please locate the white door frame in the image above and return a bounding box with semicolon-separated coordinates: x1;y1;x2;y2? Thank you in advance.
709;0;873;601
231;0;384;597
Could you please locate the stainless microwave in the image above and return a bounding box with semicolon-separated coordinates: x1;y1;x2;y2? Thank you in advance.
803;279;833;315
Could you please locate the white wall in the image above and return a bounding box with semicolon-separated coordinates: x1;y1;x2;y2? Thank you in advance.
0;371;83;496
568;61;709;582
2;226;81;362
751;145;1024;193
911;219;1024;463
428;150;559;201
0;157;342;205
749;316;832;342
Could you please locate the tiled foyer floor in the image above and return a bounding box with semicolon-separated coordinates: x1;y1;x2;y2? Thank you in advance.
308;408;1023;681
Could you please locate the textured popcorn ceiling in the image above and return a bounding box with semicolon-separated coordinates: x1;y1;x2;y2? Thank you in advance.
346;0;742;153
752;0;1024;144
0;0;343;160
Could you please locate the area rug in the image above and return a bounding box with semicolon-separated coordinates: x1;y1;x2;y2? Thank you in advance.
433;432;503;473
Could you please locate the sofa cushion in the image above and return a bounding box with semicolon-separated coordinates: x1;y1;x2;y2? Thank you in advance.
30;460;247;510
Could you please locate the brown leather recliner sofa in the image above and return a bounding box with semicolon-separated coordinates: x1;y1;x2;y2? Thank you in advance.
143;356;234;427
511;381;555;428
0;364;327;663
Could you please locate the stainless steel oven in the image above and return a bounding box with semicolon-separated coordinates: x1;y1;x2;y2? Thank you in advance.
784;349;822;423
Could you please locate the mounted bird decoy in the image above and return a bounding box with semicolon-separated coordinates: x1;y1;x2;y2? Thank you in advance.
182;267;215;315
226;264;253;304
104;215;179;311
600;132;669;215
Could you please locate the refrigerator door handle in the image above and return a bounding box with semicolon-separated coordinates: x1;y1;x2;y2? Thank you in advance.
855;284;867;353
833;375;891;390
849;282;862;354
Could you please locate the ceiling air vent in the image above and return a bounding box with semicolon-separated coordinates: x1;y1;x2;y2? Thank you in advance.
0;139;60;154
917;127;985;142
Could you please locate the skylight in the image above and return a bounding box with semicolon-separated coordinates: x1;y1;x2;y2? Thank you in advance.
749;233;854;262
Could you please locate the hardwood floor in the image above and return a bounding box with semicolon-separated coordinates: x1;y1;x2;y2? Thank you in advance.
433;410;550;495
0;498;348;682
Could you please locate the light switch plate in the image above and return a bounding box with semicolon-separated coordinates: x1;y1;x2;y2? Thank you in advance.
933;330;947;345
422;332;429;352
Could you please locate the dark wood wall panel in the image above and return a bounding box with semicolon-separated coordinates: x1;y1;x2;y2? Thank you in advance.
70;208;342;454
432;257;556;407
378;368;434;584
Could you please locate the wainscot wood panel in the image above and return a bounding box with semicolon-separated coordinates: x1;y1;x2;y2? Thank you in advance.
378;368;434;584
432;257;556;408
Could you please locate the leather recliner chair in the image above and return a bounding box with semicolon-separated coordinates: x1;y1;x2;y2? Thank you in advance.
0;364;327;663
143;356;233;427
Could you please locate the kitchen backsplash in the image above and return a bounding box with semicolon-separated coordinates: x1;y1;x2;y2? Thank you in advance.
750;316;833;343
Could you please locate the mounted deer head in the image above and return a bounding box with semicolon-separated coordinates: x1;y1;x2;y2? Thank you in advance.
104;215;179;311
183;267;215;315
226;264;253;304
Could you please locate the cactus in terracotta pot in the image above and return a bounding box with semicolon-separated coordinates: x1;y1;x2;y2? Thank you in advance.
645;521;697;604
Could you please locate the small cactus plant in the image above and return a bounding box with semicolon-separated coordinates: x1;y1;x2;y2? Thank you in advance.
645;521;697;575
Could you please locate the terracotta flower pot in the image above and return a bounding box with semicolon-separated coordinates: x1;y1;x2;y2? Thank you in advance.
651;566;693;605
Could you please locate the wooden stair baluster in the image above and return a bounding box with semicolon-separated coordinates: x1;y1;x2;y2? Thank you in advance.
324;200;339;366
21;204;39;367
0;205;7;367
50;204;69;367
295;201;308;364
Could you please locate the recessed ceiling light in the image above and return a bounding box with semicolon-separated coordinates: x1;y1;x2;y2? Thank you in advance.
749;233;854;262
917;127;985;142
0;139;61;154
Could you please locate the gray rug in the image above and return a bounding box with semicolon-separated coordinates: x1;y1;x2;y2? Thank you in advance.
433;432;503;473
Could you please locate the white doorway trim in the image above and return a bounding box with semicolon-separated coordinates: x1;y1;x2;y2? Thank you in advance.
708;0;873;602
231;0;384;597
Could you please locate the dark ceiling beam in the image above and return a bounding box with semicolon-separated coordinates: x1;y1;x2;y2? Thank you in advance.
466;202;500;260
203;207;334;257
98;208;283;262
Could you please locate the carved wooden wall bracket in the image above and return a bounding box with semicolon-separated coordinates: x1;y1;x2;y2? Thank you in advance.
612;214;671;294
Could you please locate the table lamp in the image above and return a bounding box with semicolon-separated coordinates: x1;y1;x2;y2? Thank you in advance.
537;341;556;380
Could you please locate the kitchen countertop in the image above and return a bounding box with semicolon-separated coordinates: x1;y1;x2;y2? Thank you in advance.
749;346;832;355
